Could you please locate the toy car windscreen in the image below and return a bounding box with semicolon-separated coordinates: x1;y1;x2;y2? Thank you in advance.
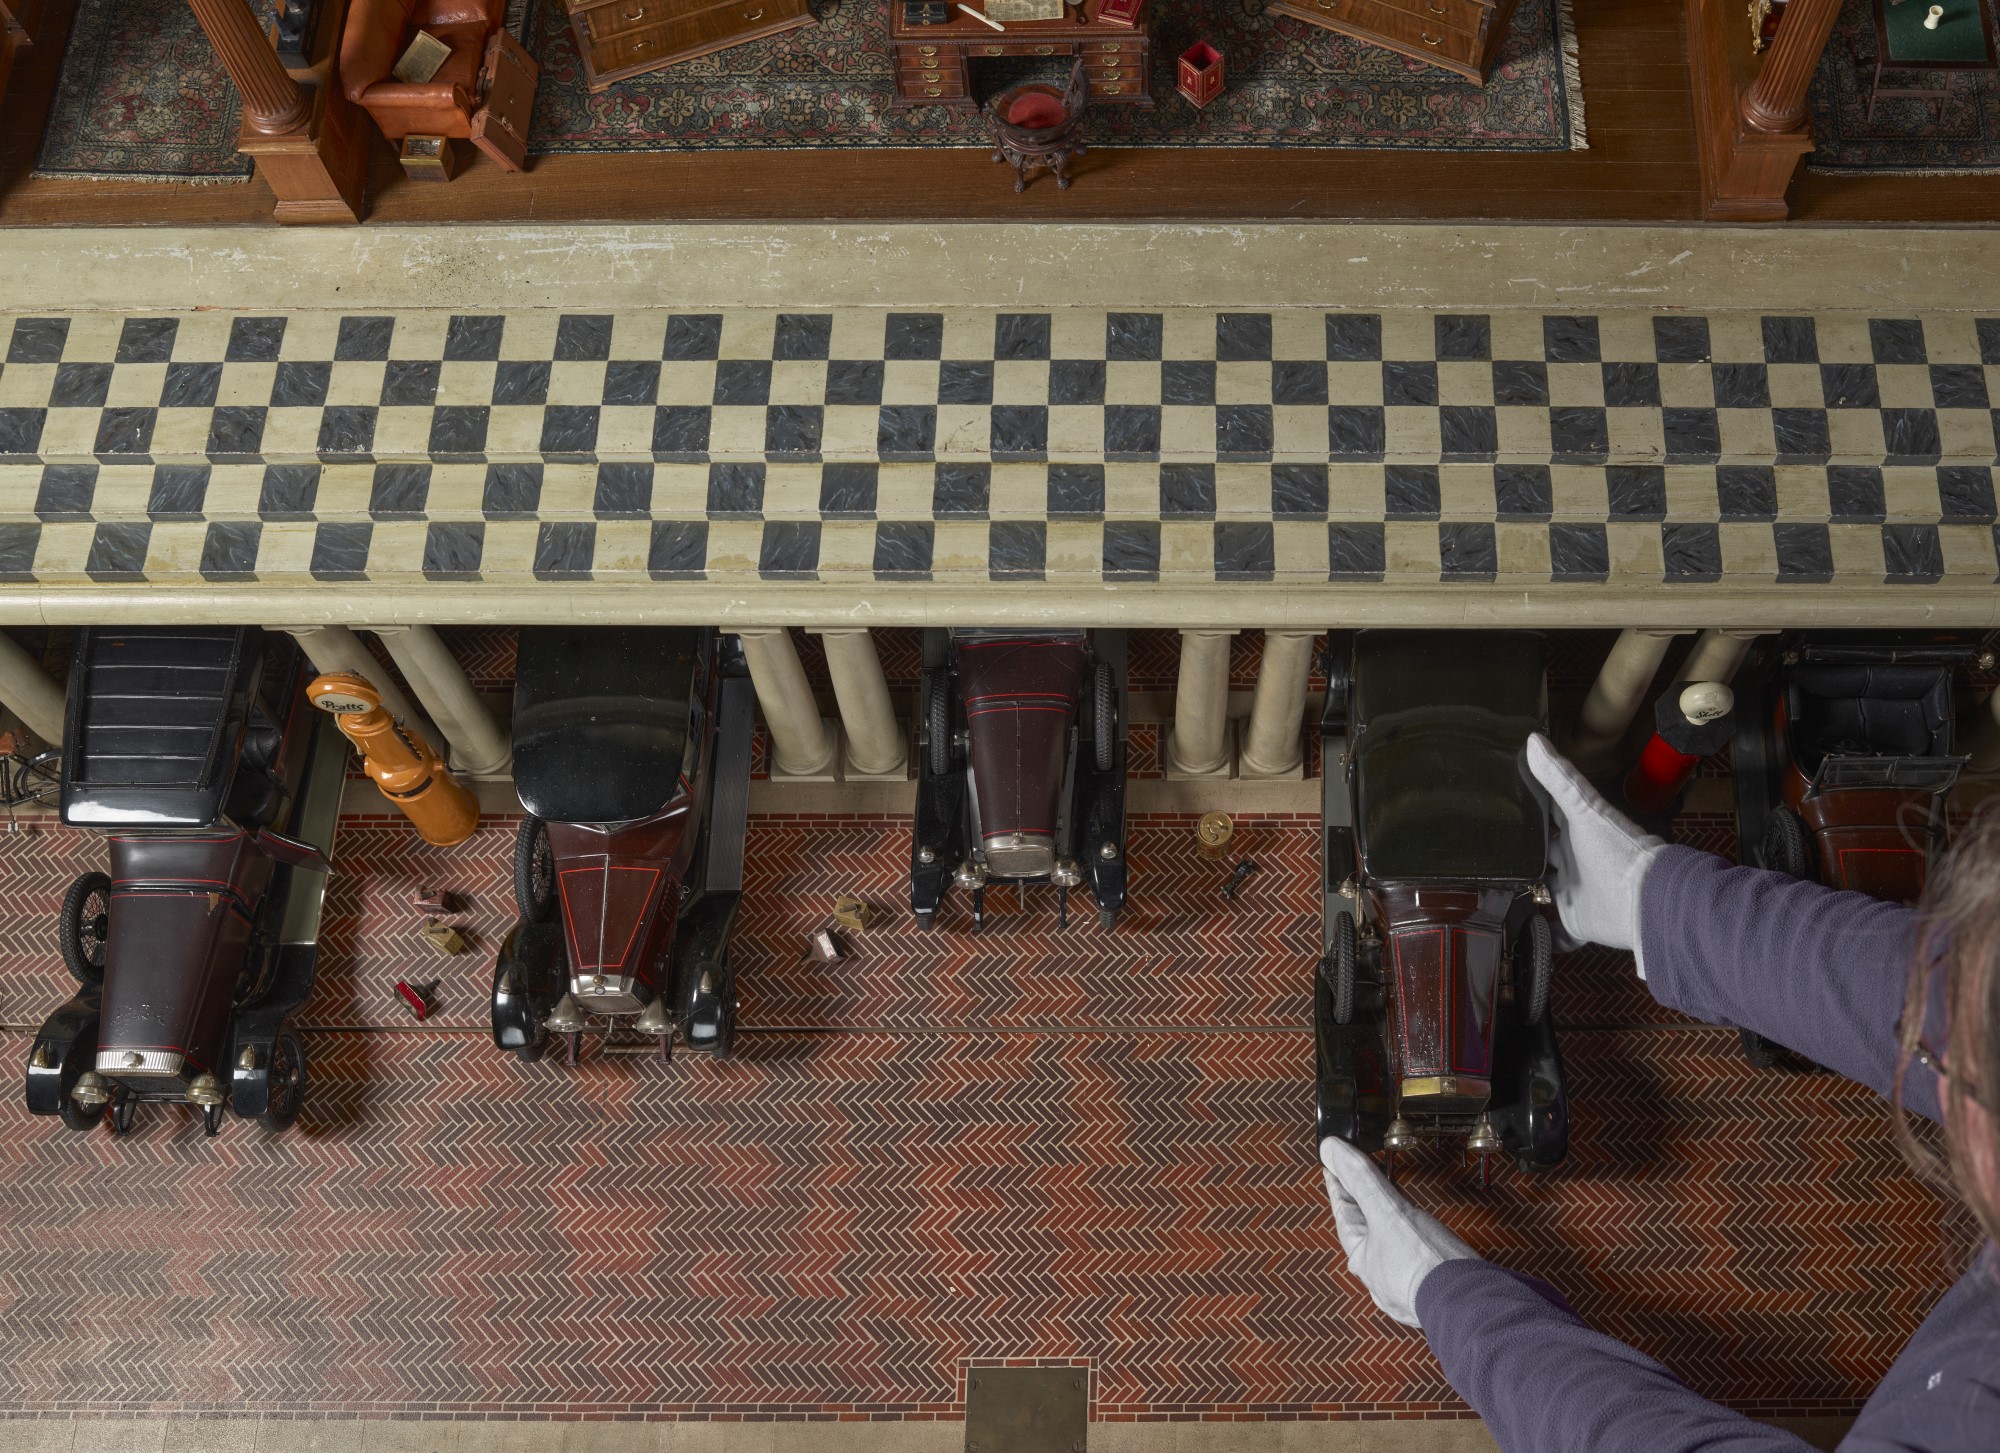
512;627;699;824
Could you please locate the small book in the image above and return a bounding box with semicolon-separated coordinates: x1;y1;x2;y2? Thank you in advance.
1097;0;1142;26
392;29;453;83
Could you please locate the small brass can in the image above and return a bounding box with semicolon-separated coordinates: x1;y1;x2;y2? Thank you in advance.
1196;811;1234;861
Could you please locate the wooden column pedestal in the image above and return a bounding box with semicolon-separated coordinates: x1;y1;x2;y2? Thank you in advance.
1686;0;1841;220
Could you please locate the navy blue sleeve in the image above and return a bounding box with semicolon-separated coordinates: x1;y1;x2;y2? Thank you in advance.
1639;846;1940;1122
1415;1259;1813;1453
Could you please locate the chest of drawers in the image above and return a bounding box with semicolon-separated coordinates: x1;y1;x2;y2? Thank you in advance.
566;0;815;90
1268;0;1519;84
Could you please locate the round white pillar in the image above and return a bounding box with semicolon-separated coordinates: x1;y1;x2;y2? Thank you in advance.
811;628;906;780
367;625;511;779
279;625;440;753
1238;629;1315;780
0;632;66;746
1166;628;1237;780
1680;629;1767;686
1569;629;1686;771
737;628;837;780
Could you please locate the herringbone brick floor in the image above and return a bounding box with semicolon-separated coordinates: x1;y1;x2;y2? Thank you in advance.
0;808;1970;1424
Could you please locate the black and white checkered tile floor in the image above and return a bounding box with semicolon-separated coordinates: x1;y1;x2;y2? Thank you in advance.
0;308;1995;592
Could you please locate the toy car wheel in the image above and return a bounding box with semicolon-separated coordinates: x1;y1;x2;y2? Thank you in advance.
515;817;557;923
927;677;951;779
714;987;737;1060
59;871;112;987
1323;911;1357;1026
203;1102;225;1137
1760;807;1811;881
1093;661;1117;773
59;1096;104;1133
1519;913;1553;1027
1739;1028;1777;1069
109;1088;135;1136
1098;906;1118;932
258;1028;306;1131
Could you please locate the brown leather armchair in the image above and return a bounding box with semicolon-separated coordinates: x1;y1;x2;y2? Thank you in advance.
340;0;539;175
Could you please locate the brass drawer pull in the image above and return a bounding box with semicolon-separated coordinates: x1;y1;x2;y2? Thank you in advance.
919;43;937;52
1035;43;1054;52
1099;69;1121;79
1100;40;1119;49
1420;27;1440;41
622;4;645;16
1428;2;1446;11
984;43;1003;53
925;86;942;94
1101;83;1123;93
742;5;764;16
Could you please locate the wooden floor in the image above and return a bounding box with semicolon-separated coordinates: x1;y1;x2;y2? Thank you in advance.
1;0;1996;227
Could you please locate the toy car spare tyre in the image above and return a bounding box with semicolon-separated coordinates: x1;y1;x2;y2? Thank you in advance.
59;871;112;986
515;816;557;922
259;1027;307;1131
928;677;951;779
1519;913;1552;1027
1093;661;1116;773
1760;806;1811;881
1323;911;1357;1025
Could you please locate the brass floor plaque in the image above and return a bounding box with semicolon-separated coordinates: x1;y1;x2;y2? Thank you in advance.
965;1367;1088;1453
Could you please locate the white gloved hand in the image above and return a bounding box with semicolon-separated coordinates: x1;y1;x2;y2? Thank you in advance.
1319;1136;1477;1329
1524;732;1666;978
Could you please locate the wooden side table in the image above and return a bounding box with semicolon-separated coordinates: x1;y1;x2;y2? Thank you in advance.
889;0;1152;109
1266;0;1520;85
567;0;817;91
1862;0;1997;120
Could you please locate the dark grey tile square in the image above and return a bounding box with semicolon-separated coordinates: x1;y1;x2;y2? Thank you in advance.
933;463;991;515
1108;313;1164;362
1491;361;1548;408
713;360;772;405
9;317;70;364
653;406;711;457
35;464;97;518
1217;313;1273;362
1868;318;1927;364
1272;362;1328;405
1216;405;1273;457
258;464;319;519
1607;465;1667;520
1494;464;1552;520
1049;360;1105;406
939;361;994;404
541;405;602;456
444;315;505;361
758;520;821;576
594;462;654;516
649;521;709;578
1215;521;1275;580
0;524;39;580
1382;361;1437;407
1772;408;1831;461
1435;315;1491;362
1820;363;1880;408
226;317;285;362
428;405;489;457
1828;466;1886;523
1661;522;1723;582
1773;523;1833;582
51;363;113;408
115;318;176;364
1160;464;1216;517
1931;364;1989;410
1977;318;2000;365
1662;408;1721;461
1762;316;1818;364
1937;465;1997;523
764;404;823;456
1882;523;1943;582
1439;522;1497;579
310;522;372;579
148;464;210;516
990;521;1046;577
1542;316;1600;363
1651;316;1711;363
1716;465;1777;520
534;521;597;579
86;521;152;579
0;409;48;457
94;407;156;456
554;314;614;362
270;362;331;408
663;315;724;361
990;405;1047;457
1328;405;1385;458
1711;363;1770;409
707;462;765;516
422;521;483;580
493;361;551;405
335;316;394;361
773;314;833;360
826;360;886;406
873;520;933;578
205;407;266;458
819;462;879;516
1103;520;1160;579
1162;361;1216;406
1273;464;1329;517
200;521;261;578
1104;405;1161;457
482;462;542;517
1384;465;1440;519
1549;407;1609;458
1439;406;1498;459
1326;314;1383;362
1328;522;1386;580
877;404;936;457
1601;362;1660;408
884;313;944;360
380;360;441;407
994;313;1051;360
1549;523;1609;581
370;463;431;517
1881;408;1941;462
602;361;661;406
1048;463;1104;516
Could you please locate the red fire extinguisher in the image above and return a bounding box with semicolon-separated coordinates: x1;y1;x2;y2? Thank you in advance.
1623;681;1734;816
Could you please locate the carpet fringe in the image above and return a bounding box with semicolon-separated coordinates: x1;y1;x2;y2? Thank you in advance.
29;169;252;185
1806;163;2000;175
1556;0;1588;152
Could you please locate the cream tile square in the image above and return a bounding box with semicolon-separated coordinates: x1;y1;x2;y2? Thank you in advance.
933;405;989;456
1544;362;1602;407
91;469;153;517
1719;520;1777;578
596;406;654;457
1215;361;1271;405
940;310;994;360
1921;314;1983;365
482;408;544;457
1937;410;1996;460
536;461;598;516
718;312;776;359
658;361;718;406
1774;464;1831;520
707;406;767;456
703;519;765;575
498;311;560;359
1763;362;1823;408
421;465;484;516
1272;518;1327;577
279;314;343;361
1105;361;1162;405
1158;519;1212;576
769;360;827;404
1044;519;1101;576
1598;312;1662;361
365;521;427;577
387;314;448;359
105;362;166;406
143;520;208;575
817;405;876;456
1938;522;1998;576
31;520;94;576
1161;311;1215;361
1377;311;1432;360
1049;309;1104;359
1547;464;1606;519
214;363;277;407
986;461;1045;517
931;519;988;574
1383;519;1439;578
1104;462;1158;516
61;313;129;361
1605;519;1666;579
1875;364;1934;409
1705;313;1767;363
1656;363;1714;408
371;409;432;459
1826;521;1885;580
312;464;374;519
1495;406;1552;457
822;311;882;360
1437;361;1493;406
1604;411;1663;461
257;410;320;459
37;410;102;459
149;410;213;457
480;519;543;574
1496;520;1551;579
759;465;823;520
1880;466;1944;520
435;362;496;407
0;362;53;405
992;360;1049;405
882;360;940;404
1487;312;1544;361
1045;405;1100;457
325;361;386;406
610;313;667;360
1826;410;1886;462
1662;463;1719;518
1717;409;1776;459
1327;463;1386;518
545;361;607;407
1383;406;1440;457
874;465;934;518
1270;309;1323;361
643;462;704;516
811;519;873;575
1213;462;1269;515
1813;314;1875;363
585;518;650;576
1271;405;1324;460
1159;408;1215;459
1437;464;1498;517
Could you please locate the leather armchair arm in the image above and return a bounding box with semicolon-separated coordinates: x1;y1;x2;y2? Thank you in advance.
340;0;416;103
352;79;474;115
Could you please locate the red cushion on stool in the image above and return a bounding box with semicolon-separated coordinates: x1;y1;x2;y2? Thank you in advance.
1007;91;1065;128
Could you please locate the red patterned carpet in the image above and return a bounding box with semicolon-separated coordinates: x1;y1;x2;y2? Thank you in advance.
0;803;1969;1424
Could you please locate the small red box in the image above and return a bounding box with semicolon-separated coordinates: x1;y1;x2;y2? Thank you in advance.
1177;41;1223;108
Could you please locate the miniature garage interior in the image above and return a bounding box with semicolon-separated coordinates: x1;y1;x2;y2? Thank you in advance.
0;0;1998;1446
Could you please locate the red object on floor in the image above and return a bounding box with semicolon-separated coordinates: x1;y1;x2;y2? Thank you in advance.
1624;681;1734;816
1177;41;1223;107
394;979;430;1019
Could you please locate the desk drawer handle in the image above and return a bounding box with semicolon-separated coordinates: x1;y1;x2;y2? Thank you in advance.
919;43;937;52
1100;40;1120;49
1035;43;1055;52
1101;83;1123;93
742;5;764;16
622;4;645;17
1427;2;1446;11
1420;27;1440;41
1099;68;1121;79
984;43;1003;53
925;85;942;94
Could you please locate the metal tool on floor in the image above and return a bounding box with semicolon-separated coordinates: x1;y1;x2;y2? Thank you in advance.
1222;858;1258;901
395;979;440;1020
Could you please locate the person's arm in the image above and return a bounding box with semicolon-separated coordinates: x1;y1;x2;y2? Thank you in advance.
1416;1260;1815;1453
1640;846;1939;1122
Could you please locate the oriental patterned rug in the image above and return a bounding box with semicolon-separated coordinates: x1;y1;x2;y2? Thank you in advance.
1807;0;2000;172
525;0;1587;153
32;0;252;182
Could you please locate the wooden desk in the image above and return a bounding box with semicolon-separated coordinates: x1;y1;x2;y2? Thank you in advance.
888;0;1151;109
1863;0;1996;120
1267;0;1519;85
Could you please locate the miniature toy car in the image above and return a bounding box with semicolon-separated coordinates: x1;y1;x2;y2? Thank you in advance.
490;627;753;1064
910;629;1127;931
1313;629;1565;1179
25;628;339;1136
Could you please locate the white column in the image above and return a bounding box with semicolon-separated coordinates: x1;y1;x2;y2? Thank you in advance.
365;625;511;779
809;628;906;781
736;628;837;781
1568;628;1690;772
0;632;66;746
1165;628;1237;781
1680;629;1771;686
1238;629;1315;780
280;625;440;753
